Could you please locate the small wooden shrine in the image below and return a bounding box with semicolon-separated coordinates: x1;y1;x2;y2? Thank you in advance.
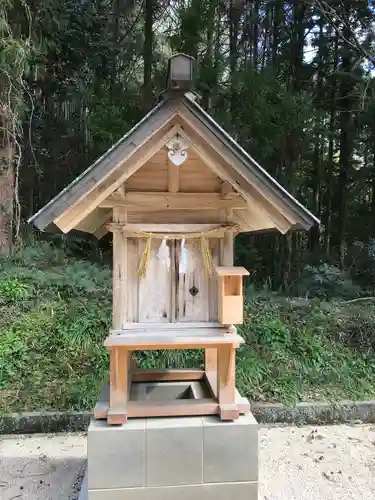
30;54;318;425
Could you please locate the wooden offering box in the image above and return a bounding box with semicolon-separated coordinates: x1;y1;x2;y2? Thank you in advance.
29;55;318;426
216;267;249;325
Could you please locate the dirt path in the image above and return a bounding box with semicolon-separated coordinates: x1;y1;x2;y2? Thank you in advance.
0;424;374;499
0;433;86;500
260;424;375;500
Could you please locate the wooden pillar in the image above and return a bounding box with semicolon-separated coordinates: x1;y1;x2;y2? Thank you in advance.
206;184;236;377
221;206;236;336
108;347;129;424
112;207;127;329
168;158;179;193
109;206;130;424
223;206;234;266
205;348;217;371
218;345;239;420
220;182;235;267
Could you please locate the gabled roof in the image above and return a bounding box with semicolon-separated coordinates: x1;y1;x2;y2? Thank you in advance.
182;96;319;230
29;92;319;235
29;98;175;232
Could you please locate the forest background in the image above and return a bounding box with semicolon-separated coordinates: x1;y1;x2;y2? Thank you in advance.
2;0;375;412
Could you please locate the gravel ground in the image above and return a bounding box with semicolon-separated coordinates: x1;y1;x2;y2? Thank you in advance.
260;424;375;500
1;424;375;500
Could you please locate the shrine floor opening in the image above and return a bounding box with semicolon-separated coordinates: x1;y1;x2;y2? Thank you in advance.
129;380;212;402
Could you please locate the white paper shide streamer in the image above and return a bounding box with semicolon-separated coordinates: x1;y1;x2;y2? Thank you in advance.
179;239;188;274
157;239;170;268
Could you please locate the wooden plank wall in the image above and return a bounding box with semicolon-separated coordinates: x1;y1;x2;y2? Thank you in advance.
176;239;219;322
124;238;219;324
125;150;169;192
126;238;139;323
125;148;221;194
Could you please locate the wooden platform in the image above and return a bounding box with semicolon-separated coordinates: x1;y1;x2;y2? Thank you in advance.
94;374;250;421
104;327;246;424
105;328;244;349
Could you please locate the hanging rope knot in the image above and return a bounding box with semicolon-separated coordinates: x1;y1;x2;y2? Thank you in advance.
201;236;214;277
107;224;238;278
106;223;238;278
138;235;152;278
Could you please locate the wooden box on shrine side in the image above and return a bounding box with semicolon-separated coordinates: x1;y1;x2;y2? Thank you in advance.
216;267;249;325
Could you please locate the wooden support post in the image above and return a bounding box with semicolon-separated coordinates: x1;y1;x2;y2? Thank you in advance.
223;209;234;266
112;207;127;329
220;182;235;267
109;206;130;425
217;345;239;420
205;348;217;371
204;348;218;394
223;230;234;266
168;159;179;192
221;206;236;333
108;347;129;424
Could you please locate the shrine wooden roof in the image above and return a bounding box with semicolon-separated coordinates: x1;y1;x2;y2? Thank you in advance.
29;92;319;236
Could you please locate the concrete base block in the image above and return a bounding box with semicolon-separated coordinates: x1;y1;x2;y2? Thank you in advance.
87;412;258;499
203;415;258;483
88;482;258;500
88;419;146;489
80;475;257;500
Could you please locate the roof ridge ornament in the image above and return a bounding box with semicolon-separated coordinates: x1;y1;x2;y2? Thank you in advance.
166;134;188;166
167;53;195;91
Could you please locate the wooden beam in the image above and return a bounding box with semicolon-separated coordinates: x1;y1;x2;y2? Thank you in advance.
128;398;219;418
99;192;248;210
54;123;181;233
94;380;250;420
168;159;179;192
132;369;204;382
104;330;244;350
112;207;127;329
75;208;112;234
106;223;229;234
230;210;275;232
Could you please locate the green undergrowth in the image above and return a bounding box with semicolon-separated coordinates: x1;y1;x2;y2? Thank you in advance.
1;240;375;413
236;296;375;403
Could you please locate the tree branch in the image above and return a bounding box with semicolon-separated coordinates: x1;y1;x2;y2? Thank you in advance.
311;0;375;67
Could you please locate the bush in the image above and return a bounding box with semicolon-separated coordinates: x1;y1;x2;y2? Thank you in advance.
0;239;112;413
296;263;361;299
0;278;32;303
237;295;375;403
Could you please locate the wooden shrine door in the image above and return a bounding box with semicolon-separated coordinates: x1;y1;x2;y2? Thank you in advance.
175;239;219;322
125;238;220;324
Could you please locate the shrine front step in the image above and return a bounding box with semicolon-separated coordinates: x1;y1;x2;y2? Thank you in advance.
87;412;258;500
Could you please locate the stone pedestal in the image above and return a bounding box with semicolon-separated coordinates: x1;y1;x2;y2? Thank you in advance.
84;413;258;500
